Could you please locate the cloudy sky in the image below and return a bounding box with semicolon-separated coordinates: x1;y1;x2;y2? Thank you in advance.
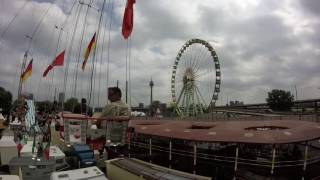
0;0;320;107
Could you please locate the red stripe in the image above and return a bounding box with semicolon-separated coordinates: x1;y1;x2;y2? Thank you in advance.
52;50;65;66
43;65;53;77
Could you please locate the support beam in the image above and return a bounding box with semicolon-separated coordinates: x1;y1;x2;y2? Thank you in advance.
126;80;128;103
233;146;239;180
149;138;152;163
315;102;319;122
234;146;239;171
302;142;309;180
193;143;197;174
169;140;172;169
128;132;131;158
271;146;276;175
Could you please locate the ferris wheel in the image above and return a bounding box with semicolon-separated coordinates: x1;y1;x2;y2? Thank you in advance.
171;39;221;117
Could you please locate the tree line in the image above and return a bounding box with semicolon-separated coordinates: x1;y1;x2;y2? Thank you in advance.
0;86;295;116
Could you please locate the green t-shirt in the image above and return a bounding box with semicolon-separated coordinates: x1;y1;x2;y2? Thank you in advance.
101;100;130;117
100;100;130;145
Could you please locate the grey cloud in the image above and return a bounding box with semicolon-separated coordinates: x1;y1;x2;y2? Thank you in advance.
1;0;320;107
299;0;320;16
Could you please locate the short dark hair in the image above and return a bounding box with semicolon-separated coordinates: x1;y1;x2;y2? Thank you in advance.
81;98;87;104
108;87;122;98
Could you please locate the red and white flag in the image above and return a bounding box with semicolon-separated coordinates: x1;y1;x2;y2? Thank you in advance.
43;50;65;77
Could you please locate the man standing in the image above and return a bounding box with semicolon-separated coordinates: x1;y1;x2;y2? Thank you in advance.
101;87;130;117
99;87;130;158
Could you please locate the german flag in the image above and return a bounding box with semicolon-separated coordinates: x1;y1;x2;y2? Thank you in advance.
82;33;96;71
21;59;32;82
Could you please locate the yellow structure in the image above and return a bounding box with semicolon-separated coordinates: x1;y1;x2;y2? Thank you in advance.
50;121;63;146
0;175;20;180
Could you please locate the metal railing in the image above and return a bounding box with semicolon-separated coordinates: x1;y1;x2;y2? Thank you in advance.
130;141;320;170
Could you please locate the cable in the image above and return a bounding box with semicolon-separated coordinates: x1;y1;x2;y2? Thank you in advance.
53;0;77;102
73;1;91;103
92;0;105;107
28;0;57;53
65;2;84;111
129;37;132;107
34;0;78;102
106;0;114;105
0;0;31;45
63;1;83;105
88;0;106;111
50;27;63;102
97;0;111;108
24;0;56;99
125;39;128;104
15;0;55;99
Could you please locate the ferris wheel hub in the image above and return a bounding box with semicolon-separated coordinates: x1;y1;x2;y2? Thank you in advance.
183;67;195;84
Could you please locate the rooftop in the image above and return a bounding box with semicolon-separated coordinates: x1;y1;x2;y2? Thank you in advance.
129;119;320;144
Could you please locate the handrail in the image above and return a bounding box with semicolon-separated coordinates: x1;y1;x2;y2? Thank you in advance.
62;114;130;121
131;141;320;169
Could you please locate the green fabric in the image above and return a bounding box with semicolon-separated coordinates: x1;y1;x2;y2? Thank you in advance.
32;138;35;154
22;135;28;144
100;100;130;145
101;100;130;117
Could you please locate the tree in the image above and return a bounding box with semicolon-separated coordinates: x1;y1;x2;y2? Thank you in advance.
266;89;294;111
0;87;12;115
36;101;53;112
74;98;93;116
64;97;79;112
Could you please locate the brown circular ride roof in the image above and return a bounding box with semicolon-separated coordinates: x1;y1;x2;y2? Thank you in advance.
129;119;320;144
